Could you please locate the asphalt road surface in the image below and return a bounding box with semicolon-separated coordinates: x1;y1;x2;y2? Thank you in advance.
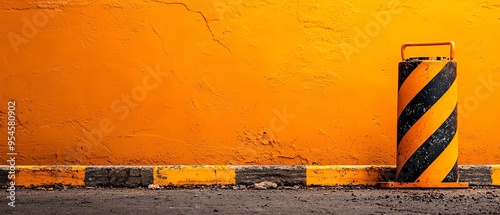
2;187;500;214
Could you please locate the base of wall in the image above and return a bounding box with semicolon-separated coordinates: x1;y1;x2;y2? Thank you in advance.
1;165;498;188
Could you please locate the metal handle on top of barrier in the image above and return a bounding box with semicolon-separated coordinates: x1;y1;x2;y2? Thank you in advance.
401;41;455;61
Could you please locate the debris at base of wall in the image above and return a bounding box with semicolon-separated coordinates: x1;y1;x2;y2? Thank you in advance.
253;181;278;190
148;184;162;190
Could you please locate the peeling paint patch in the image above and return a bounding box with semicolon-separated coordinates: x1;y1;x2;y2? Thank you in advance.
234;130;307;165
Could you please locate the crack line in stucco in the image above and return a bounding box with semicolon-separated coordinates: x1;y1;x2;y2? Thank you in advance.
150;25;183;85
372;115;389;143
148;0;232;53
151;25;169;58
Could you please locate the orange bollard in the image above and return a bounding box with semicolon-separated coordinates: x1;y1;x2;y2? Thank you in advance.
379;41;468;188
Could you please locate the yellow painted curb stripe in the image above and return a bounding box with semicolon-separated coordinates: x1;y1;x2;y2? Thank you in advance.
153;166;236;186
492;165;500;186
306;166;389;186
16;166;86;186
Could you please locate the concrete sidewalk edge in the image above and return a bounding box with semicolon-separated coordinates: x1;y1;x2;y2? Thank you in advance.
0;165;498;187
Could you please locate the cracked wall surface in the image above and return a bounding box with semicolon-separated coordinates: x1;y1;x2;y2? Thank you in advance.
1;0;500;165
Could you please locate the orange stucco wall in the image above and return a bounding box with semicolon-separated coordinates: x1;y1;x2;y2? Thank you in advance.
1;0;499;165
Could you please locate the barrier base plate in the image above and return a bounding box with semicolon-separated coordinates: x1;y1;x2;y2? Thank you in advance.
378;182;469;189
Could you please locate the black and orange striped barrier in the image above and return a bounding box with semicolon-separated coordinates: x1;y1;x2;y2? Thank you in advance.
380;41;469;188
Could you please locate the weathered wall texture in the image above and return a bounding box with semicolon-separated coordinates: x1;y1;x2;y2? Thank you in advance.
0;0;499;165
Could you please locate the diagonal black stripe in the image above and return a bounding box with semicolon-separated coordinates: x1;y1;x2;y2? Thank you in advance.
396;106;457;182
442;160;458;182
397;61;456;145
398;61;422;90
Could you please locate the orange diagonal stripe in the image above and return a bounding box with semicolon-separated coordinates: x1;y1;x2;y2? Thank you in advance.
397;80;457;176
416;134;458;183
398;61;448;118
